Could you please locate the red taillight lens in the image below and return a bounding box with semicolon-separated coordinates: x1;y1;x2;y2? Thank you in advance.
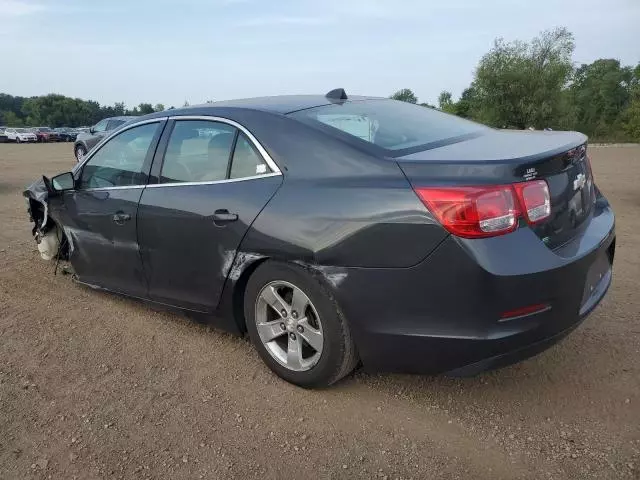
415;179;551;239
415;185;518;238
513;180;550;224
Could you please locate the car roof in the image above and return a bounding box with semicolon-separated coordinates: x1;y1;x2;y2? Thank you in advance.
148;94;381;118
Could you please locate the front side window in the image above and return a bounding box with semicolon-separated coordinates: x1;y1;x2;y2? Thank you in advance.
80;122;159;189
290;99;488;154
230;133;270;179
160;120;236;183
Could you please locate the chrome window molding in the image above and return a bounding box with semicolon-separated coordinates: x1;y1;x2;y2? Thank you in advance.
74;114;282;193
146;172;281;188
166;115;282;174
81;185;146;192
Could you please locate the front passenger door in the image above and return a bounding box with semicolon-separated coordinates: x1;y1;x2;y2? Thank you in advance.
55;120;165;296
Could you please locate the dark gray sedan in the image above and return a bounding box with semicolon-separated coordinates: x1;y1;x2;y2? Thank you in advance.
25;90;615;387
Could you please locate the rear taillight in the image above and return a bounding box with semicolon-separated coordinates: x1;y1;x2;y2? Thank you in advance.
415;179;551;239
513;180;550;224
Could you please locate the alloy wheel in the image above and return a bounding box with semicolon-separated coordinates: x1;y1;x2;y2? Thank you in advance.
254;280;324;372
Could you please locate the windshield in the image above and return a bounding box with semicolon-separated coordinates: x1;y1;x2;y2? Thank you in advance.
290;99;488;154
39;127;52;132
15;128;26;133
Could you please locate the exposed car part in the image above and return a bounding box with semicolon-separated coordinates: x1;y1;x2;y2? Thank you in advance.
23;177;69;262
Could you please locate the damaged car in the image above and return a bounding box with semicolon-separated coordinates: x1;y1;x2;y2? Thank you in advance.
24;90;615;388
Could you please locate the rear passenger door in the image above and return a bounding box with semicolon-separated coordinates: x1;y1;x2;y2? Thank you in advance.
137;117;283;312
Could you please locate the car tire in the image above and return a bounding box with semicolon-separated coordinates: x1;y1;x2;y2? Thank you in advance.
16;137;21;144
244;261;358;388
75;144;87;162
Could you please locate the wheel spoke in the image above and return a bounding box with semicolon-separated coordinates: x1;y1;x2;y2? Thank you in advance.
260;285;288;315
290;287;309;317
298;318;323;352
256;321;285;343
286;334;304;370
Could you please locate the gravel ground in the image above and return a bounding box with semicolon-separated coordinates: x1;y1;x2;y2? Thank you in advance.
0;143;638;480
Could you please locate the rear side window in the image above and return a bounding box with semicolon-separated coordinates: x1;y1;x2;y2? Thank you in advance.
290;99;487;154
230;133;270;179
160;120;236;183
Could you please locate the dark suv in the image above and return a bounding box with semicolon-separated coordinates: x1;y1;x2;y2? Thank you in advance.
74;116;136;162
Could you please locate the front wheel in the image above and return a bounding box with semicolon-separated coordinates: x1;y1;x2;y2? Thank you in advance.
244;261;358;388
75;144;87;162
16;137;21;144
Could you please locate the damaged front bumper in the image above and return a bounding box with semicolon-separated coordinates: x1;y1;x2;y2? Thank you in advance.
23;177;67;261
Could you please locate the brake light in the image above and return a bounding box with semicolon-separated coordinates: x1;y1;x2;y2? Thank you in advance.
415;179;551;239
415;185;518;238
512;180;550;224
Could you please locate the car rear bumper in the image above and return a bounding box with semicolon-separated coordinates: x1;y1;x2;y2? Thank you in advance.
324;194;615;375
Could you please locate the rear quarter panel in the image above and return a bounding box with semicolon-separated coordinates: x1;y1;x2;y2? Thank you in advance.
230;111;448;268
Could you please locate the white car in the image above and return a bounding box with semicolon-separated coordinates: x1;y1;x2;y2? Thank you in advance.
5;128;37;143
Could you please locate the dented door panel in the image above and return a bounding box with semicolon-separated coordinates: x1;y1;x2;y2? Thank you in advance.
55;187;147;296
137;176;282;312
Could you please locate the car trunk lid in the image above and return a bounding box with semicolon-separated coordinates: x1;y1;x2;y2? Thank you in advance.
396;129;594;249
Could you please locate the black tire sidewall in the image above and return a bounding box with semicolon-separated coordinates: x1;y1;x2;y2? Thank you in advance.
244;261;352;388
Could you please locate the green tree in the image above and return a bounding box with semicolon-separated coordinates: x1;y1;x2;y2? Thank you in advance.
154;103;165;112
570;59;633;139
473;27;574;129
621;64;640;141
0;110;23;126
438;91;455;113
390;88;418;104
137;103;155;115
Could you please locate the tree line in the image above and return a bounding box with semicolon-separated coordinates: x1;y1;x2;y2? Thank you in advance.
1;27;638;141
0;94;168;128
391;28;640;142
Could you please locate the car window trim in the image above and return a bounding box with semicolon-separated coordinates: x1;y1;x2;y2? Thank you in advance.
146;172;281;188
76;118;168;191
225;129;240;180
147;115;282;188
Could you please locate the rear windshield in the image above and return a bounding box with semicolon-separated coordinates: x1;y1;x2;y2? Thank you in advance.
290;99;487;154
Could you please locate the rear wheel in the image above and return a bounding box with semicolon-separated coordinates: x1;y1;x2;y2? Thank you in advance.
244;261;358;388
75;144;86;162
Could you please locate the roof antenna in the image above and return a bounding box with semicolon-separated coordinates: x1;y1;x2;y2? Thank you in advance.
325;88;348;101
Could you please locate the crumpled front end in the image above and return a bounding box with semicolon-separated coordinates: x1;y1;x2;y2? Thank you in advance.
23;177;68;261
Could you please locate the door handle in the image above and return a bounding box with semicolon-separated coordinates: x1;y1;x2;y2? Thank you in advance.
212;209;238;225
112;212;131;225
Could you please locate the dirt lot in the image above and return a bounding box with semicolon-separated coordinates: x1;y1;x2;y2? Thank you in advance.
0;143;638;480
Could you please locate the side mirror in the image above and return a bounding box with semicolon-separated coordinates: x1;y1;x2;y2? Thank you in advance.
51;172;75;192
89;127;95;134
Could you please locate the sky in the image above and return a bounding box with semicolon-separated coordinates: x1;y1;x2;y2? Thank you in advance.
1;0;639;108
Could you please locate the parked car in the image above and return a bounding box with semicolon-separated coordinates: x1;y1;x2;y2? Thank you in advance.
74;116;136;162
24;90;615;387
54;128;78;142
32;127;61;142
0;127;8;143
5;127;37;143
